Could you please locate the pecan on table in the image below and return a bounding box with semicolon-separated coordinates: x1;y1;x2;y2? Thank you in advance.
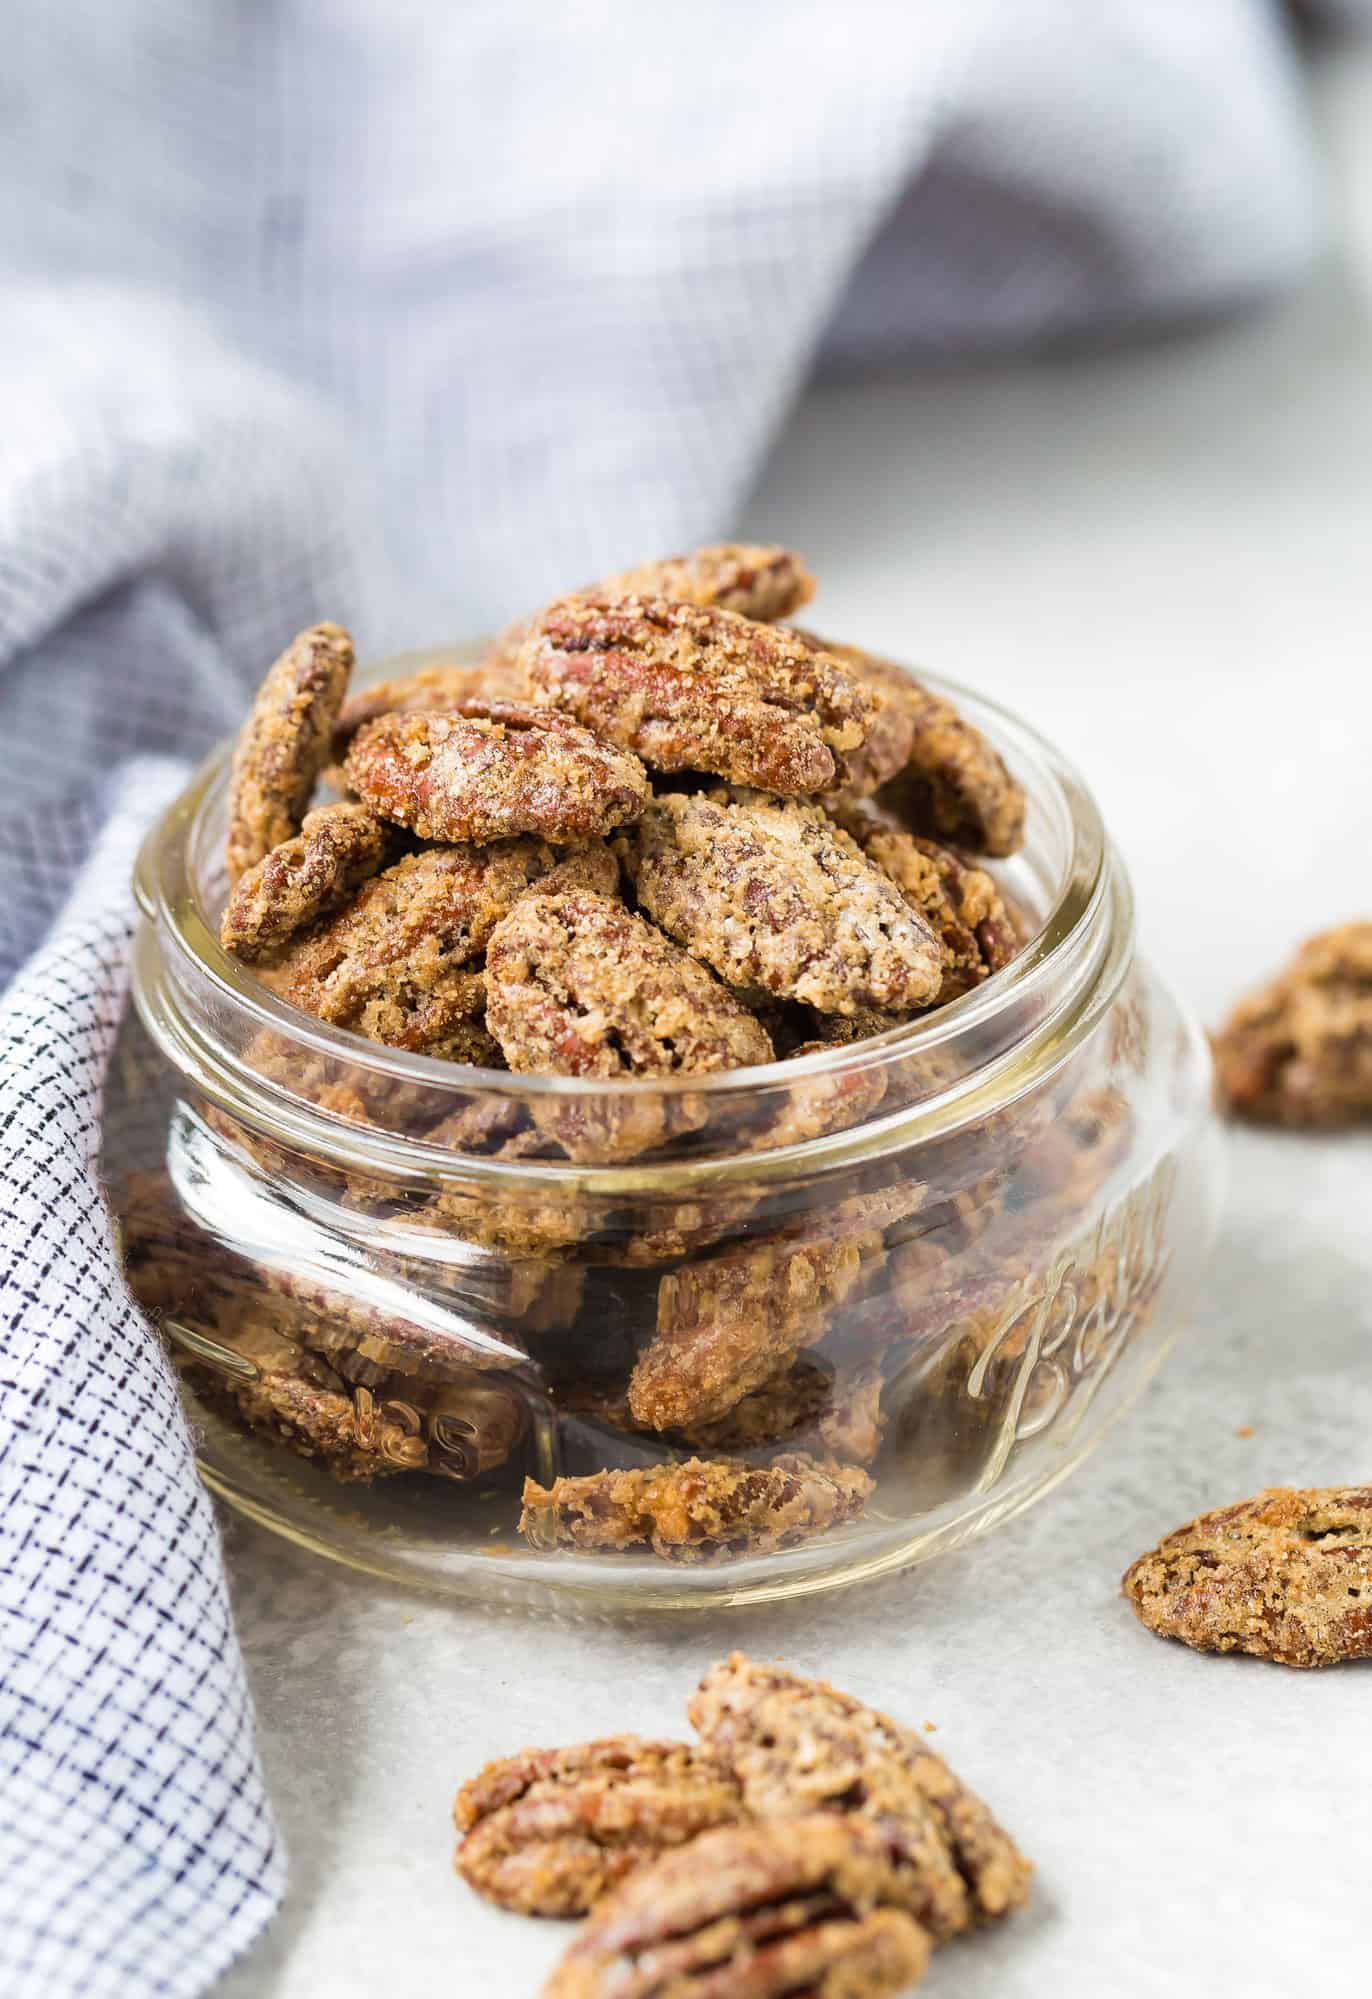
522;593;873;795
689;1654;1032;1939
225;622;354;879
519;1453;872;1563
454;1737;743;1916
630;790;944;1019
543;1815;930;1999
1213;922;1372;1127
343;703;649;846
1123;1486;1372;1668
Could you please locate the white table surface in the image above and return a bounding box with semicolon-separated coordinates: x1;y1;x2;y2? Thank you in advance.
218;52;1372;1999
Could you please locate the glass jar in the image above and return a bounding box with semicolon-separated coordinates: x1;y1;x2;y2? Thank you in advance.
106;646;1222;1610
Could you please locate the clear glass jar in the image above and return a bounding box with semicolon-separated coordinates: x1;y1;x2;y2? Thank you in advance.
106;647;1223;1609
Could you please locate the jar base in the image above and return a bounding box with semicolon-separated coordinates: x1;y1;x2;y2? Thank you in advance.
195;1320;1185;1613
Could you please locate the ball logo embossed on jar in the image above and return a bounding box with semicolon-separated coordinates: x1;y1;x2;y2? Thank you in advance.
968;1162;1176;1489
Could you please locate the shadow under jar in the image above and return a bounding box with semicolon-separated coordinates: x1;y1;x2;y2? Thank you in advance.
108;645;1222;1610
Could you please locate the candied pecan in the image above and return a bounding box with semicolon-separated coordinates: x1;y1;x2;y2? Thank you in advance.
522;594;872;795
1123;1487;1372;1669
225;622;354;879
831;796;1018;1002
272;840;564;1056
683;1357;886;1468
789;1011;912;1049
165;1302;527;1484
543;1815;929;1999
344;703;649;846
454;1738;743;1916
533;842;621;899
690;1655;1032;1939
666;1358;834;1453
628;1214;885;1433
220;802;390;961
330;656;529;762
182;1321;423;1481
631;791;942;1020
814;1360;887;1467
821;640;1025;857
484;890;772;1163
748;1058;888;1152
788;628;914;795
597;543;816;623
1213;923;1372;1127
519;1453;872;1562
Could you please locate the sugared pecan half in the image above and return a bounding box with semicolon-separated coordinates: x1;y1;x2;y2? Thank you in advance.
220;802;390;960
330;655;529;763
1213;923;1372;1128
543;1815;929;1999
831;796;1018;1003
597;543;816;623
454;1738;744;1916
788;628;914;796
629;1213;884;1433
226;622;354;879
522;594;872;795
630;790;943;1019
822;639;1025;857
519;1453;872;1563
272;839;568;1058
1123;1486;1372;1668
343;703;649;846
689;1655;1032;1940
484;890;772;1162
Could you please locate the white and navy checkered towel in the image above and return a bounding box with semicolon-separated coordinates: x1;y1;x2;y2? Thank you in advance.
0;5;1361;1994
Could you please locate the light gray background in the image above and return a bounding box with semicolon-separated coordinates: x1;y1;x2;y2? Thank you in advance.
218;49;1372;1999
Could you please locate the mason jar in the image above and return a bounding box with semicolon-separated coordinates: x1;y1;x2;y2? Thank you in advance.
105;648;1223;1609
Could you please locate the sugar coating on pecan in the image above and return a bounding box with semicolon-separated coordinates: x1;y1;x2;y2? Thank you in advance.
330;656;529;762
690;1654;1032;1939
273;839;565;1056
1123;1486;1372;1669
789;627;915;795
631;791;943;1018
532;841;621;899
1213;923;1372;1128
454;1737;744;1917
629;1217;884;1432
597;543;817;624
220;802;390;961
543;1815;929;1999
519;1453;872;1562
343;703;650;847
226;622;354;879
484;890;773;1162
678;1356;886;1469
831;796;1018;1002
824;640;1025;857
522;593;873;795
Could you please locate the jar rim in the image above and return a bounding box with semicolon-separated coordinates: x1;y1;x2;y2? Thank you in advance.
132;652;1134;1191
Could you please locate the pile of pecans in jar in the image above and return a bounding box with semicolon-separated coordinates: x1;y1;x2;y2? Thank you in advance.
124;544;1159;1561
218;543;1025;1076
